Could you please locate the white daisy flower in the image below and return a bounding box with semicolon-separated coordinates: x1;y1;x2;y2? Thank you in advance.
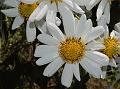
23;0;84;23
1;0;38;42
97;24;120;79
1;0;61;42
1;0;38;29
99;26;120;67
34;14;109;87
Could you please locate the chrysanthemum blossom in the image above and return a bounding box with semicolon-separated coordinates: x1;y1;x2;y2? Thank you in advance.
1;0;60;42
98;26;120;67
23;0;84;24
1;0;38;42
34;14;109;87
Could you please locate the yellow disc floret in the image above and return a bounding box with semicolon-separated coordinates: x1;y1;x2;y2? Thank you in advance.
18;2;38;20
59;37;85;63
102;37;120;59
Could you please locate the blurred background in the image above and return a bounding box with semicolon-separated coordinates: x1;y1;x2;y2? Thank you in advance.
0;0;120;89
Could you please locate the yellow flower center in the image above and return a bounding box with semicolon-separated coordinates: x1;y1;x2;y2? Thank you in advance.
59;37;85;63
102;37;120;59
50;0;62;5
18;2;38;20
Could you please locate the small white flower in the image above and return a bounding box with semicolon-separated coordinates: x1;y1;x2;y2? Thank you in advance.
98;26;120;67
1;0;60;42
23;0;84;24
1;0;39;42
34;14;109;87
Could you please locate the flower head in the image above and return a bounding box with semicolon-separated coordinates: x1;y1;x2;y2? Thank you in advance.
98;26;120;67
1;0;60;42
101;36;120;59
1;0;38;29
34;14;109;87
1;0;39;42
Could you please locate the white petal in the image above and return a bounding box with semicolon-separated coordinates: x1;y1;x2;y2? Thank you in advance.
112;31;120;40
28;1;46;22
110;30;120;41
21;0;38;4
85;51;109;67
73;63;81;81
37;33;59;45
36;53;59;66
97;0;107;21
1;8;19;17
39;22;48;33
76;14;87;37
4;0;19;7
35;19;48;33
84;0;91;6
26;21;36;42
81;19;93;39
86;0;100;10
103;25;109;37
58;3;75;36
86;41;105;50
61;64;73;87
34;45;58;57
74;0;85;6
63;0;84;14
109;59;117;67
43;57;64;77
104;2;110;24
12;16;24;29
46;3;57;24
84;26;104;43
97;15;107;27
56;17;61;26
80;57;102;78
47;22;65;41
110;30;116;38
114;22;120;33
35;4;48;21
